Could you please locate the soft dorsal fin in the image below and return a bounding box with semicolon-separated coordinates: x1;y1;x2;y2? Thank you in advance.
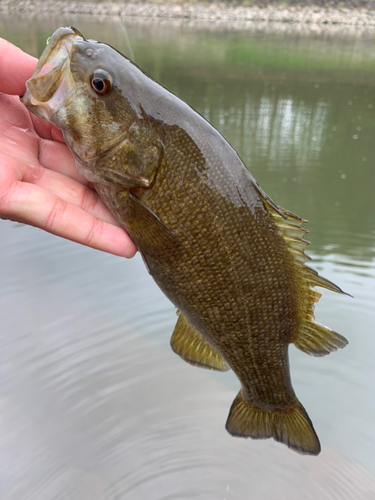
264;201;349;357
171;312;230;372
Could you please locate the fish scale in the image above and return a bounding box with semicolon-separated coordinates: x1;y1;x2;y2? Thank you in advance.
140;128;298;403
23;26;349;456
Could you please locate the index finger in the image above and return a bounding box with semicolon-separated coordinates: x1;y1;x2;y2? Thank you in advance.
0;38;37;96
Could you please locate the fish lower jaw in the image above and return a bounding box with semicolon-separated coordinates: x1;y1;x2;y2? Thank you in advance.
22;92;56;125
23;83;75;128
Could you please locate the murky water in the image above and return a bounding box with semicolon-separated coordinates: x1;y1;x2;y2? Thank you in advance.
1;13;375;499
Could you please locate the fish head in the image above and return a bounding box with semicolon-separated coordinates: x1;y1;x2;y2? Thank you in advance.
23;27;164;189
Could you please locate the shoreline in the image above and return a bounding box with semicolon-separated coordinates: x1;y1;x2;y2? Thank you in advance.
2;0;375;26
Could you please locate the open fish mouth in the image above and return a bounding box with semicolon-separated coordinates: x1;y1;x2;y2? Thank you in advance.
22;27;83;122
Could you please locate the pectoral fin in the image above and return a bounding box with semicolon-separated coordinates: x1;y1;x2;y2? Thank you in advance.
171;312;230;372
128;193;181;258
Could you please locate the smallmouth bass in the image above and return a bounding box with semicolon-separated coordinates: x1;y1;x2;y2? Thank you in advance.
23;27;349;455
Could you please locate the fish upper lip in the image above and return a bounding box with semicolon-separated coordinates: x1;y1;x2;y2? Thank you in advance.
25;28;83;104
32;27;81;78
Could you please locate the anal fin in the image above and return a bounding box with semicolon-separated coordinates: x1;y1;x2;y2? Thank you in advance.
226;391;321;456
294;317;348;357
171;312;230;372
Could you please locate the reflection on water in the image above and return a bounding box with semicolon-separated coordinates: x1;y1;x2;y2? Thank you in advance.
1;13;375;500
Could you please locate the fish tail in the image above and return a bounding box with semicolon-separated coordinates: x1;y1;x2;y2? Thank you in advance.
225;391;321;456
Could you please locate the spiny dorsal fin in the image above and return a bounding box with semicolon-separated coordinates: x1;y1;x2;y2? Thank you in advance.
171;311;230;372
264;202;349;357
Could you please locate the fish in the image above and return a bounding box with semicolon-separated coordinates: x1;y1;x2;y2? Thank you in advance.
23;27;349;456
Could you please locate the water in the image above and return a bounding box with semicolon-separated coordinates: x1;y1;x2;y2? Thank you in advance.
1;13;375;499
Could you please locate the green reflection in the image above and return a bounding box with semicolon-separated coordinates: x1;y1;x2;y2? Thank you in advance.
2;14;375;259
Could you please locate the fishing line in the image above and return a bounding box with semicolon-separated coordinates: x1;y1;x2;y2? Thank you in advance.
118;18;135;63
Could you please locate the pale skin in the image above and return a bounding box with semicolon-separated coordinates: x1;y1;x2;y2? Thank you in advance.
0;38;137;258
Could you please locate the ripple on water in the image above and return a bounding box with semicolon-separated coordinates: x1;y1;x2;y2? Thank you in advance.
1;201;375;499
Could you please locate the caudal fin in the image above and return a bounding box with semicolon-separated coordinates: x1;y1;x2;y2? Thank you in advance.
225;391;321;456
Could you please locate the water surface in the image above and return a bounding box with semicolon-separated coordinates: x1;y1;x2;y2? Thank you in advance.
0;13;375;499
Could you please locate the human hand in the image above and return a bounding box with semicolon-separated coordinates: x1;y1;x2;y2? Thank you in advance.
0;38;137;258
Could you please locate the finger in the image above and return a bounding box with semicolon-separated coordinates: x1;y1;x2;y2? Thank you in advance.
0;156;137;258
38;137;90;184
2;151;124;234
3;179;137;258
0;149;109;225
30;114;66;144
0;39;37;96
27;163;119;226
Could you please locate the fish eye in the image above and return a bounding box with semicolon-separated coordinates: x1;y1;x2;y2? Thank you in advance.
90;70;112;96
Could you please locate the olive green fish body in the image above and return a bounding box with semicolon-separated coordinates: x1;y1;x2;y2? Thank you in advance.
98;124;298;407
23;27;349;456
